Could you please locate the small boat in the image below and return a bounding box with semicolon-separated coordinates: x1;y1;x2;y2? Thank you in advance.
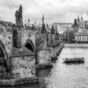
63;57;84;64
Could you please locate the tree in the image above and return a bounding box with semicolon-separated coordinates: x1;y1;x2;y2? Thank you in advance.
67;30;75;43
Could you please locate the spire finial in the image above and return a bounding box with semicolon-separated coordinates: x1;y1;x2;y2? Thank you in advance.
19;4;22;12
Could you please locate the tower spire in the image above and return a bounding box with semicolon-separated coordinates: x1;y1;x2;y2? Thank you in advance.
19;5;22;12
41;14;46;33
42;14;44;24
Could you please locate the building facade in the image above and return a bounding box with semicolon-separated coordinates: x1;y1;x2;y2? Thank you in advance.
73;16;88;28
73;16;88;43
53;23;72;34
75;30;88;43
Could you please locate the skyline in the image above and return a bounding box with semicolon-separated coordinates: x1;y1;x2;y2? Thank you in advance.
0;0;88;24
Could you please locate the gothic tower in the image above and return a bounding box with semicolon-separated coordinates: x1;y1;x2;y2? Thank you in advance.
15;5;23;27
73;19;77;27
77;16;80;27
41;14;46;33
13;5;23;48
51;25;55;34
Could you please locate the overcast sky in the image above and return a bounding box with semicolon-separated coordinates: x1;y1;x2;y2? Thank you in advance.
0;0;88;24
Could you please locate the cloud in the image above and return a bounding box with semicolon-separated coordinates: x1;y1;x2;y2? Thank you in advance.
0;0;88;24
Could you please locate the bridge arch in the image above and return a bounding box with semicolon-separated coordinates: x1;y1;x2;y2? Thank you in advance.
0;40;9;72
25;39;35;52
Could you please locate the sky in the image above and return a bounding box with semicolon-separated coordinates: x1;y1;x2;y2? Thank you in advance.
0;0;88;24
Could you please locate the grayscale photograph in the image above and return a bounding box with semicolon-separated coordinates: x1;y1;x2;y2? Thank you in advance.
0;0;87;88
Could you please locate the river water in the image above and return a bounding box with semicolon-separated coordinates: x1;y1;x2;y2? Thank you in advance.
46;44;88;88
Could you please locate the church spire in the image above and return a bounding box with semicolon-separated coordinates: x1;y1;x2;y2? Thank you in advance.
42;14;44;24
19;5;22;12
41;14;46;33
